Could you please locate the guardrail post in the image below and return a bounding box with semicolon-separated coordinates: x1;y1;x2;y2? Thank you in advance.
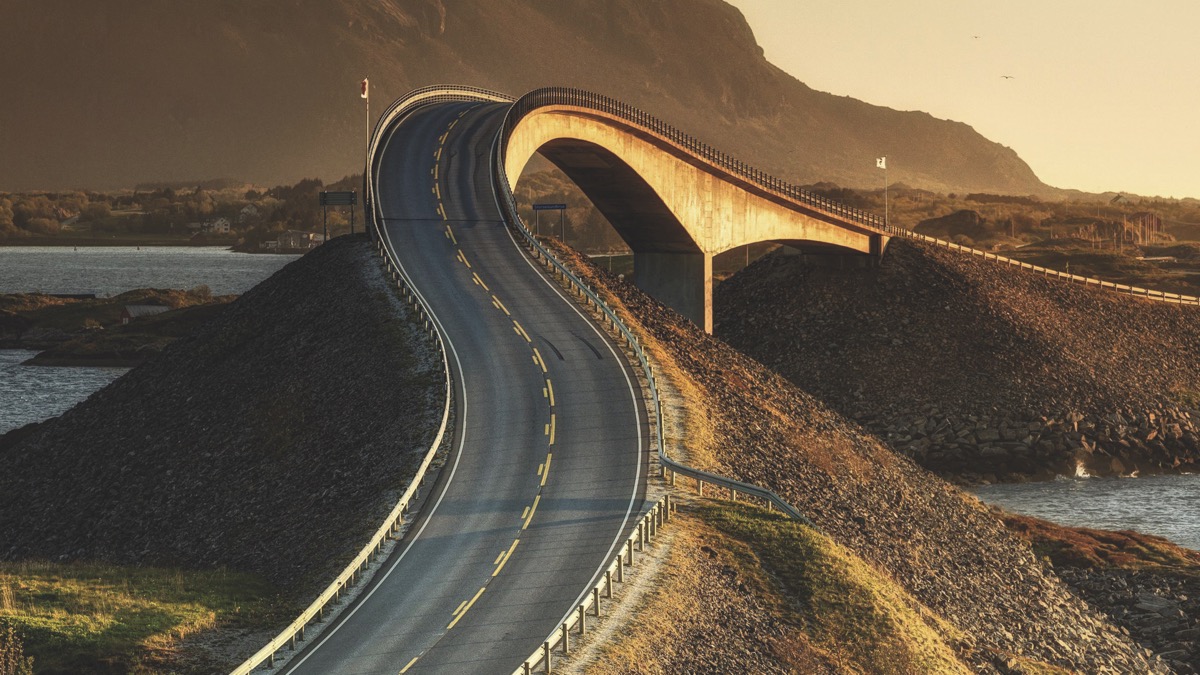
637;522;645;551
593;588;601;616
578;604;587;634
544;642;552;674
627;538;634;565
561;623;569;654
698;479;704;496
605;570;613;597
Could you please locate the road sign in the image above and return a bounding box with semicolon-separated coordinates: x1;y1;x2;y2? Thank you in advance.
320;191;358;206
532;203;567;211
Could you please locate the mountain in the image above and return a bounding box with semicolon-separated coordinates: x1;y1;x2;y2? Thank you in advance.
0;0;1046;195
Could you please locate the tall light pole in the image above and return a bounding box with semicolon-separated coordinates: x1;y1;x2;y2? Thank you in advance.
877;156;888;227
360;77;370;237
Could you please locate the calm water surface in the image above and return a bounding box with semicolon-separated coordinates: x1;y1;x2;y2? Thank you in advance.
0;246;298;296
0;350;126;433
974;475;1200;550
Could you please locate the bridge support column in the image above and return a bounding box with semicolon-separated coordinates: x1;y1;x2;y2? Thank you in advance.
633;251;713;333
870;234;888;265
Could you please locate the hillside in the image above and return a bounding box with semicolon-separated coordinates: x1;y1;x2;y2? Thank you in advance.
541;238;1163;673
0;236;442;596
715;240;1200;482
0;0;1043;195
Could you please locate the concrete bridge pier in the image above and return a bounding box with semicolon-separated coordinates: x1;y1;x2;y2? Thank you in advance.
633;251;713;333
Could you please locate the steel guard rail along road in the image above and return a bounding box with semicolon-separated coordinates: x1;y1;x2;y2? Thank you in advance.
229;247;454;672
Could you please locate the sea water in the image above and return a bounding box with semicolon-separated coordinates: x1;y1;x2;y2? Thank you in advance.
0;350;126;433
974;474;1200;550
0;246;298;296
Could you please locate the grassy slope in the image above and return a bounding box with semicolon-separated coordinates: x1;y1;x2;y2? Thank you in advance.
700;502;971;675
0;562;284;675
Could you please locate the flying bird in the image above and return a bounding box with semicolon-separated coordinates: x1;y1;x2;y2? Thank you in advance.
1001;75;1015;79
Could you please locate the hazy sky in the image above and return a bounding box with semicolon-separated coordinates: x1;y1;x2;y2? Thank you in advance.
726;0;1200;198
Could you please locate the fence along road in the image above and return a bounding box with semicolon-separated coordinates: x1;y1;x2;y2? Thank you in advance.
280;102;647;673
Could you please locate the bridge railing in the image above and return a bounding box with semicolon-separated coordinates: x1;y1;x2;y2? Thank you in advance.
492;98;817;526
497;86;886;233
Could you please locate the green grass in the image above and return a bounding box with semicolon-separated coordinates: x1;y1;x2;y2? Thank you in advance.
698;501;970;675
0;561;283;674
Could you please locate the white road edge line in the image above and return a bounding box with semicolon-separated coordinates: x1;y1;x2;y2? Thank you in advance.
282;114;471;674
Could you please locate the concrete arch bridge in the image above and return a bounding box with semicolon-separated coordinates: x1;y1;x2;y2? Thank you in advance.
367;86;893;333
497;88;892;332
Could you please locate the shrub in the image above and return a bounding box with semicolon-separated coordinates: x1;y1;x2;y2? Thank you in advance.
0;622;34;675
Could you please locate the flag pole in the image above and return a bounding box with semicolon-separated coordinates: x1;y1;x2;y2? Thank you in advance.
361;77;370;238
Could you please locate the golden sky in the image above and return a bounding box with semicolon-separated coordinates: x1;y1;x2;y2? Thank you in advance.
727;0;1200;198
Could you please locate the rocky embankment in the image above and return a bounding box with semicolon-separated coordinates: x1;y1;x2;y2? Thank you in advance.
0;235;442;594
716;239;1200;482
1007;515;1200;673
546;240;1165;673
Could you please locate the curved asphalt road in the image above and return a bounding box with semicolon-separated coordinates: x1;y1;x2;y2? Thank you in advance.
282;101;648;674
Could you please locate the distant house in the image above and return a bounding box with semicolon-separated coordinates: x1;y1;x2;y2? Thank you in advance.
121;305;169;325
202;217;231;234
277;230;326;250
238;204;260;223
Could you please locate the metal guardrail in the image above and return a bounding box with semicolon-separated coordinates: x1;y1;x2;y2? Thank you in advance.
509;495;675;675
228;238;453;674
897;230;1200;306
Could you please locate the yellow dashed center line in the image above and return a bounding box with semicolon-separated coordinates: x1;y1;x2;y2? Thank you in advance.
532;348;547;373
522;495;541;530
400;657;419;674
452;600;468;616
446;226;457;245
457;250;472;268
546;379;555;407
548;414;556;445
512;320;531;342
492;295;510;315
521;505;530;520
434;184;441;200
492;539;520;577
541;453;552;487
472;272;488;291
447;587;487;630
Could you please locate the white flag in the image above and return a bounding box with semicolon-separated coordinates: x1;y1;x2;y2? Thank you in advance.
360;78;369;99
876;157;887;170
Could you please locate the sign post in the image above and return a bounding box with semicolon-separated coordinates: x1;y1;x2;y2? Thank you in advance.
319;190;358;241
533;203;568;244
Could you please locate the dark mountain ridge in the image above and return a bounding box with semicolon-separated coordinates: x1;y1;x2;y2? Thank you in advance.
0;0;1046;195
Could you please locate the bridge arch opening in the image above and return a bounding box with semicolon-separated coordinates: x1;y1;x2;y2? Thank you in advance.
504;108;886;331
